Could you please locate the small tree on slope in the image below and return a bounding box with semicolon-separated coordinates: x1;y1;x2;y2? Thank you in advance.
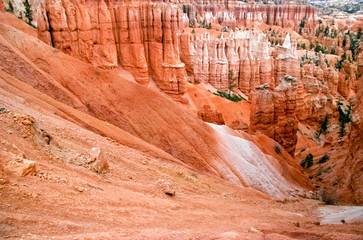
23;0;33;26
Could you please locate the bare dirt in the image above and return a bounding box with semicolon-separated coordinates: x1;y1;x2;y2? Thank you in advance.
0;10;362;240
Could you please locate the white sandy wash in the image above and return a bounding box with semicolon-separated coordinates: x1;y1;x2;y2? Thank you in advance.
207;123;305;200
319;206;363;225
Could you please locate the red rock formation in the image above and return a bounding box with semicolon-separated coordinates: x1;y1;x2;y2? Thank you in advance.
338;61;357;99
185;30;274;94
1;16;313;199
332;76;363;205
39;0;189;102
344;76;363;204
185;2;316;30
250;75;299;156
358;42;363;76
37;1;320;105
0;1;5;12
298;52;340;123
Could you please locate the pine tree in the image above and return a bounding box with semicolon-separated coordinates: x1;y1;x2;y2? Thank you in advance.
23;0;33;25
6;1;14;13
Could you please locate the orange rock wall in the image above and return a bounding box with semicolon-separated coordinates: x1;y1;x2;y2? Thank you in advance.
39;0;317;101
39;0;189;102
250;76;299;156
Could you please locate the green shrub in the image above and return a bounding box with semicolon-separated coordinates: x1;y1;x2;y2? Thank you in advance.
23;0;33;25
318;155;329;164
335;53;346;70
213;91;245;102
274;145;281;154
6;1;14;13
337;101;352;137
324;26;329;37
317;115;329;137
299;18;306;35
301;43;306;50
301;153;313;168
314;44;327;53
349;32;360;61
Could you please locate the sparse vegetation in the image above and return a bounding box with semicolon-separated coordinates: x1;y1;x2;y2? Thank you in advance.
227;69;237;96
335;52;346;70
23;0;33;26
300;153;313;168
330;29;337;38
337;101;352;137
274;145;281;154
301;43;306;50
318;155;330;164
6;1;14;13
316;115;329;138
320;189;337;205
314;44;327;54
310;42;314;50
349;32;360;61
213;91;245;102
324;26;329;37
212;70;245;102
299;18;306;35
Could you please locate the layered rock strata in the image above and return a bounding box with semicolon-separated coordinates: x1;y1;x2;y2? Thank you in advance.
38;0;189;102
250;76;299;156
38;0;317;102
184;1;316;30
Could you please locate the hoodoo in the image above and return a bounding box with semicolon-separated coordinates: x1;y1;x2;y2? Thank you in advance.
0;0;362;238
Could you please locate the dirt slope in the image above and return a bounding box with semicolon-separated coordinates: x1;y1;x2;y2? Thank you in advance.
0;67;362;240
0;12;312;198
0;11;362;239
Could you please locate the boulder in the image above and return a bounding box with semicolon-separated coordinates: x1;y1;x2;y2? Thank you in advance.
88;148;109;173
8;156;36;177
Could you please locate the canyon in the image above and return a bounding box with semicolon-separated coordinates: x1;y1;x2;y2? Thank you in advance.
0;0;362;239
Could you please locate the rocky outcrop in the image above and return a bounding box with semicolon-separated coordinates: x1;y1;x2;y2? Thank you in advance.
185;30;275;94
299;52;340;123
88;147;109;173
3;0;43;26
38;1;317;102
358;42;363;77
184;2;316;30
339;76;363;205
250;76;299;156
38;0;189;102
347;76;363;204
8;155;37;177
0;1;5;12
338;61;357;99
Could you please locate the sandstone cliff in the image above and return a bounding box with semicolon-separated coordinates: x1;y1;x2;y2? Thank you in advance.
250;76;299;156
337;76;363;204
38;0;189;102
0;1;4;12
38;0;318;102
